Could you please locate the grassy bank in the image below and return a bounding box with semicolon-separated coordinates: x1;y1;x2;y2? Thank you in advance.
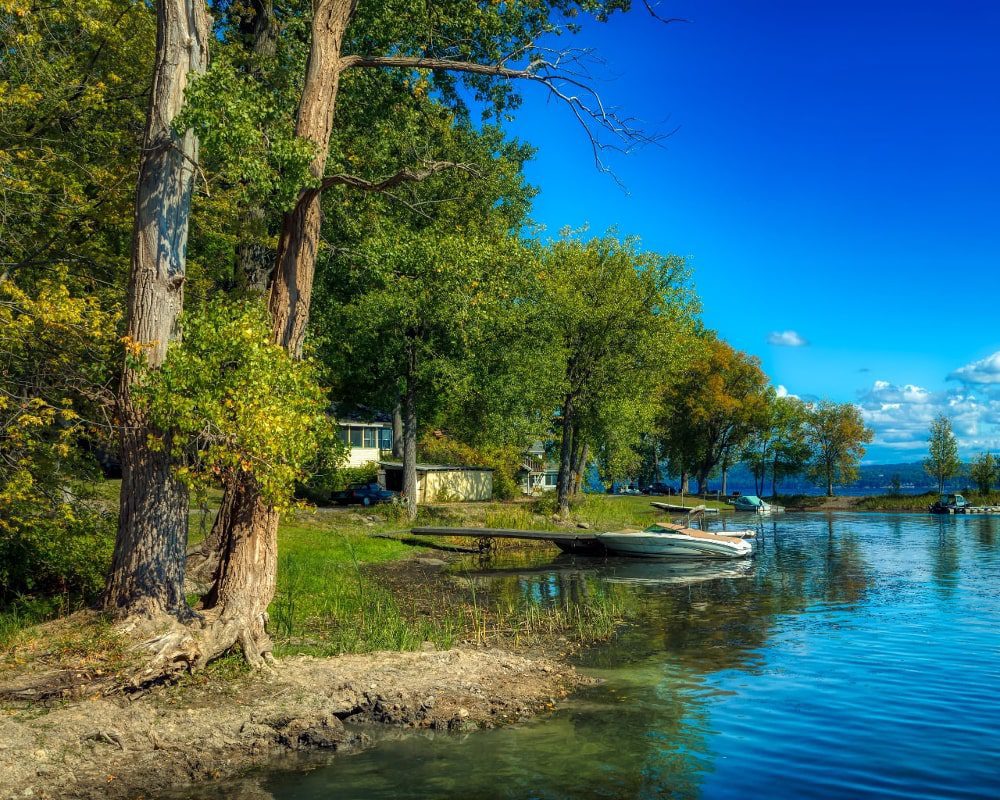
854;491;1000;512
2;490;666;671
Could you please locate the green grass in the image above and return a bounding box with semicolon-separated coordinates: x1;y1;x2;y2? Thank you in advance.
3;488;644;664
269;512;460;656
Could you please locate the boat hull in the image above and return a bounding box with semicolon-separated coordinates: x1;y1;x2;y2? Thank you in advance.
596;532;752;559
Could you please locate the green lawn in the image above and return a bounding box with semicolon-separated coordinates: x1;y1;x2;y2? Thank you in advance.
4;485;672;659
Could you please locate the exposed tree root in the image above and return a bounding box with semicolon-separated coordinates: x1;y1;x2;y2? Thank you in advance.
123;610;274;691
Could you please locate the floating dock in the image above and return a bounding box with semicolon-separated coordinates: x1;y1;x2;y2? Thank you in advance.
651;502;720;515
410;526;601;554
933;506;1000;515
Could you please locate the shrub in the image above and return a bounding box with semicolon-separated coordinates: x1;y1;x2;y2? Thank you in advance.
136;298;334;510
299;461;379;505
0;504;114;605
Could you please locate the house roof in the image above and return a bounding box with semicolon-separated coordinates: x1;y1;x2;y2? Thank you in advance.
379;461;493;473
333;403;393;425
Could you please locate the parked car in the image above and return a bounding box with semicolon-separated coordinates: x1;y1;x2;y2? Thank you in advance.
929;493;970;514
641;482;676;496
332;482;397;507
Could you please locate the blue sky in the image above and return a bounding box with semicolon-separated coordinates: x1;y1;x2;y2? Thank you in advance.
502;0;1000;462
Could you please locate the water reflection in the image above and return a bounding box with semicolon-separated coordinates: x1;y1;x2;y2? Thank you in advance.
189;513;1000;800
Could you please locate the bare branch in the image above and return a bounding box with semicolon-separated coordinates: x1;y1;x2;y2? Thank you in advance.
641;1;690;25
338;51;664;182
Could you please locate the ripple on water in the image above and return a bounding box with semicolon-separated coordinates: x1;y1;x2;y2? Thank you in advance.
201;513;1000;800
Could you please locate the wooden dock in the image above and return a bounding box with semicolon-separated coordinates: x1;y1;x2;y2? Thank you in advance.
410;526;602;554
651;502;720;515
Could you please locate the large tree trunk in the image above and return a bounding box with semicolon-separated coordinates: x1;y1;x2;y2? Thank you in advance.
104;0;210;619
232;0;278;295
721;464;728;496
392;398;404;458
198;478;279;667
572;441;589;497
556;395;575;518
680;469;689;495
191;0;356;666
402;377;418;520
267;0;353;356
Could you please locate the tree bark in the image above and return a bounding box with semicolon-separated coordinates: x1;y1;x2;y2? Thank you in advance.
104;0;210;619
198;477;278;667
392;397;404;458
402;377;418;520
556;395;576;518
721;464;728;496
572;441;589;497
680;469;689;495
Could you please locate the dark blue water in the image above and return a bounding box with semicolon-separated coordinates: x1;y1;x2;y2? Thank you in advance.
258;513;1000;799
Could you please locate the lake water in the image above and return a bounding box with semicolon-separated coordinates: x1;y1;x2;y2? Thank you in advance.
235;513;1000;799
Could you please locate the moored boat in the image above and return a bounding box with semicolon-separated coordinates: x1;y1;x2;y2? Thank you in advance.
595;523;754;559
731;495;784;514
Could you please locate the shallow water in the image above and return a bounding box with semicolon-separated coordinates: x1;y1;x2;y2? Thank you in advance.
233;513;1000;799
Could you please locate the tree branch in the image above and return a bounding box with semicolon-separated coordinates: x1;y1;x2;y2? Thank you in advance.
339;50;665;183
318;160;478;192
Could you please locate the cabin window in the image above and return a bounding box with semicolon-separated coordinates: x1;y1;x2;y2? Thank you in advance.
379;429;393;450
544;473;558;486
349;427;363;447
337;426;349;444
363;428;376;448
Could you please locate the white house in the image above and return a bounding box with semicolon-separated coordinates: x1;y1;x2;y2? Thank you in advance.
517;441;560;494
336;410;394;467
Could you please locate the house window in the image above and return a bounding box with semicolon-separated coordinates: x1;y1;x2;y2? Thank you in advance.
337;426;349;444
379;428;393;450
544;472;558;487
349;427;363;448
363;428;377;448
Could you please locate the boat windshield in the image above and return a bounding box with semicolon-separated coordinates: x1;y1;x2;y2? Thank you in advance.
741;496;762;505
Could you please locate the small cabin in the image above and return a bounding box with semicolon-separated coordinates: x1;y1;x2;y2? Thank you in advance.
335;412;394;467
380;461;493;503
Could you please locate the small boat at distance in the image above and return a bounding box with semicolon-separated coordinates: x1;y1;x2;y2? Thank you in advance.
731;495;784;514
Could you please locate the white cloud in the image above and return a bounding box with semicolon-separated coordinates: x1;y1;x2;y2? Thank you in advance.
949;351;1000;385
767;330;808;347
858;378;1000;457
775;385;799;400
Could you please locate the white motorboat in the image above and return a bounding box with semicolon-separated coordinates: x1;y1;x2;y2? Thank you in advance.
596;523;754;560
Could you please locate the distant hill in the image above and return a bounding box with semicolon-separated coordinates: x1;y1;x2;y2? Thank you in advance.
589;461;970;497
705;462;966;497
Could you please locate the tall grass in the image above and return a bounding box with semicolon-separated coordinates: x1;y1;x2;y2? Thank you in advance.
269;514;460;656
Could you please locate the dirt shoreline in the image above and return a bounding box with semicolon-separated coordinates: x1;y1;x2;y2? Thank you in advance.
0;646;589;800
